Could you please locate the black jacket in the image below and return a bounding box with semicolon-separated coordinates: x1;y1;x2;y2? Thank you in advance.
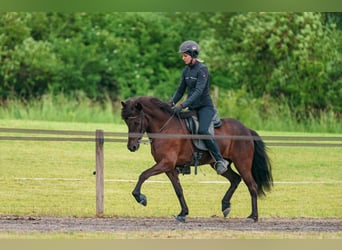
171;61;213;110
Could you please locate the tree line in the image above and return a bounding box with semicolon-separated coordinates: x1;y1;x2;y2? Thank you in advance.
0;12;341;117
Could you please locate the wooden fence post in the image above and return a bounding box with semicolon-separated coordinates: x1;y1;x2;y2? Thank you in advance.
96;129;104;217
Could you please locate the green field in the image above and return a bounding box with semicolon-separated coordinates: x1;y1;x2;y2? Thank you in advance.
0;119;341;238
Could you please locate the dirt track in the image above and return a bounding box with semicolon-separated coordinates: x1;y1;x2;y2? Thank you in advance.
0;215;341;233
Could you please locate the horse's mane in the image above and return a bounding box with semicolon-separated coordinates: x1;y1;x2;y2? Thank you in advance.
121;96;173;120
144;96;195;119
149;97;173;115
121;98;133;120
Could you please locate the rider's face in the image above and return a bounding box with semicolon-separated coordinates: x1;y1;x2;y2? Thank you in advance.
182;53;193;65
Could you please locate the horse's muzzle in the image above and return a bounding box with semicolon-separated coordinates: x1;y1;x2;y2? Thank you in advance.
127;139;140;152
128;144;139;152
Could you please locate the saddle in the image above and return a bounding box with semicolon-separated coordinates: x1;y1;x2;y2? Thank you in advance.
182;109;222;150
176;109;222;175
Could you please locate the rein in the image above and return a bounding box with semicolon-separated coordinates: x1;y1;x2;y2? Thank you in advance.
128;108;177;133
127;107;188;143
158;113;176;132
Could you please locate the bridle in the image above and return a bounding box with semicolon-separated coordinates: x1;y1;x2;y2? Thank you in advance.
126;110;146;141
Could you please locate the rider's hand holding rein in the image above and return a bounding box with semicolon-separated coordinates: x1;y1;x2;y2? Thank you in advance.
172;104;184;115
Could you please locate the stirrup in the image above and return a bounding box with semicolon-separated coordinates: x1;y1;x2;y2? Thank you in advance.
214;160;228;175
176;164;191;175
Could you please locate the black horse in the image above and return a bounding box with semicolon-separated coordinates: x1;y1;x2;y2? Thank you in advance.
121;96;273;222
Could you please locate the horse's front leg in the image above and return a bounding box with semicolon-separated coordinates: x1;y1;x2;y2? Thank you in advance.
132;162;169;207
165;169;189;222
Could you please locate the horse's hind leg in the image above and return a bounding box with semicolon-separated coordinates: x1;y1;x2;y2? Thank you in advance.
234;161;259;222
244;177;259;222
230;165;259;221
219;163;241;218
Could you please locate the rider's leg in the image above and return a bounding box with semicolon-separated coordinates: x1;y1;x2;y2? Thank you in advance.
197;106;228;174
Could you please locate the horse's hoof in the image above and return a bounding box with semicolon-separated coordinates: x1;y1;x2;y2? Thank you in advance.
139;194;147;206
246;215;258;222
222;207;230;218
175;215;186;223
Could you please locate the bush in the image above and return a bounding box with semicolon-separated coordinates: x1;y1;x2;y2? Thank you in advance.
207;12;342;117
0;12;341;121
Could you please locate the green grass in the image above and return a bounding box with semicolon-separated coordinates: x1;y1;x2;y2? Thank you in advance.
0;119;341;238
217;89;342;134
0;119;341;218
0;92;341;133
0;94;123;124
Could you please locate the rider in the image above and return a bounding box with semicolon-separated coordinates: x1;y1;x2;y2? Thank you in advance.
170;40;228;175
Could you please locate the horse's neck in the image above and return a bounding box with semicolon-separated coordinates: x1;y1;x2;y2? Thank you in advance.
145;112;177;133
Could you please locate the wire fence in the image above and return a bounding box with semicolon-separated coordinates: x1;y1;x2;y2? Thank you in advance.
1;127;342;147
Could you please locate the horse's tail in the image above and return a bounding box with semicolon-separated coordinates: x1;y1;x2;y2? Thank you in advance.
250;129;273;196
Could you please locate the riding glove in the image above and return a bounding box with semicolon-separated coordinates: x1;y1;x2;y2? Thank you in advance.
172;104;183;115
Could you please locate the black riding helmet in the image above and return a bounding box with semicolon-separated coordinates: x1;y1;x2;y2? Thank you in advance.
178;40;200;58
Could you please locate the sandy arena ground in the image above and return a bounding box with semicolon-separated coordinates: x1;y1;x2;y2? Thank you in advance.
1;215;341;233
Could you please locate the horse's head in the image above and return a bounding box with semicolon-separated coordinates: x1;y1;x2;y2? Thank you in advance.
121;96;176;151
121;99;146;152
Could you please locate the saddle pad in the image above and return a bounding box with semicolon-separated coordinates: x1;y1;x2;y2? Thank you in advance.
185;114;221;151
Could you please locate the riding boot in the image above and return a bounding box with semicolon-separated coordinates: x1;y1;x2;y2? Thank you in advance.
203;138;228;174
214;160;229;175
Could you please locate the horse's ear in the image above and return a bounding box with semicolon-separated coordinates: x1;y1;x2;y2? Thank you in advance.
135;102;143;111
121;101;126;108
